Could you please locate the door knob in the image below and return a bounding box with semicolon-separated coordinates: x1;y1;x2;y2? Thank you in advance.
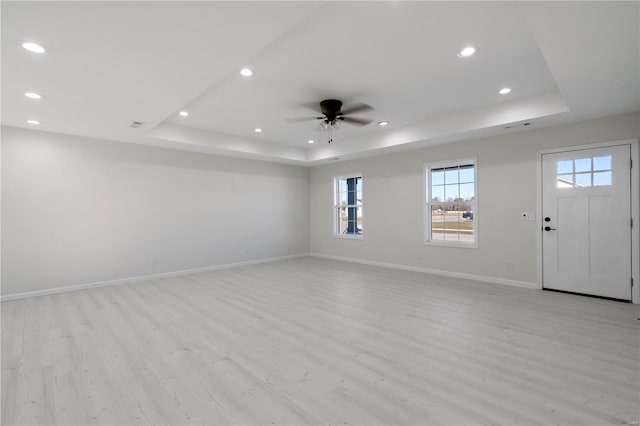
544;226;556;231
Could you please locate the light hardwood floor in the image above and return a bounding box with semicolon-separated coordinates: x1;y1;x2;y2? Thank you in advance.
2;257;639;425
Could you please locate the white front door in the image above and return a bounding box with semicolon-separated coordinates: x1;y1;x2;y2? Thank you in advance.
542;144;632;300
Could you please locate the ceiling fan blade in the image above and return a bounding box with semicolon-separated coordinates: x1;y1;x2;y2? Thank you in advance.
301;101;321;112
342;116;372;126
341;103;373;115
286;116;321;123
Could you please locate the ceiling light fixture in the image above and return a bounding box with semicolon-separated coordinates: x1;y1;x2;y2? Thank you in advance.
499;87;512;95
458;46;477;57
288;99;373;144
308;140;315;144
378;121;389;126
254;128;262;133
22;41;46;53
240;68;254;77
24;92;43;100
26;119;40;125
178;111;189;117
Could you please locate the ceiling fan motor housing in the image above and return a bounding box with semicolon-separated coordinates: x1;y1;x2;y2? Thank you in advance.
320;99;344;122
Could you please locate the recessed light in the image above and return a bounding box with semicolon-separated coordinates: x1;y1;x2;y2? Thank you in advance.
22;42;46;54
240;68;254;77
458;46;477;58
26;119;40;125
378;121;389;126
499;87;512;95
254;128;262;133
24;92;43;100
179;111;189;117
308;140;315;144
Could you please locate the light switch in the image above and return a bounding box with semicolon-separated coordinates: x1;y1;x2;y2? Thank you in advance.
521;212;535;221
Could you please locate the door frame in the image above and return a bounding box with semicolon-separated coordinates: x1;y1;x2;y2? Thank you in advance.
536;138;639;303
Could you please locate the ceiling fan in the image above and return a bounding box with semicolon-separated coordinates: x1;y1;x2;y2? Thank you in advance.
287;99;373;143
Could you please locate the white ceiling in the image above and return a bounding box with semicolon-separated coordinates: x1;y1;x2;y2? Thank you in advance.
2;1;638;165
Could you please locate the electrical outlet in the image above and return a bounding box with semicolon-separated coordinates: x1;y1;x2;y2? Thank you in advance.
151;256;157;266
506;259;513;270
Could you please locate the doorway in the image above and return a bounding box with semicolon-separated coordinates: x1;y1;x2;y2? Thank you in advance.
540;141;635;301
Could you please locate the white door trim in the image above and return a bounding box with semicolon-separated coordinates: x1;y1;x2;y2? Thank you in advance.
537;138;639;303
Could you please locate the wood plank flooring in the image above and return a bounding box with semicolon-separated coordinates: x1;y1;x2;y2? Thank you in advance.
2;257;639;425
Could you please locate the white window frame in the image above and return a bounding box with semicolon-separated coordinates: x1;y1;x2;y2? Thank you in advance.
424;158;478;248
333;173;364;239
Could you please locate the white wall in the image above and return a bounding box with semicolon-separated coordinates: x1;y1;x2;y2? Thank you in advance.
3;112;639;299
1;126;310;297
310;112;640;287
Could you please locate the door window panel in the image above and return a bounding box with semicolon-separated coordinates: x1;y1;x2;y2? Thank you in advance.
593;171;612;186
556;155;612;188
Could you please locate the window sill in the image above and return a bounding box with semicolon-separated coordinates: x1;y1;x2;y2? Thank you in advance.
333;234;364;240
424;240;478;249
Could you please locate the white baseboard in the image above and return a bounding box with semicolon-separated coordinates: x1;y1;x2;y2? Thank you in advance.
309;252;539;290
1;253;310;302
2;252;538;302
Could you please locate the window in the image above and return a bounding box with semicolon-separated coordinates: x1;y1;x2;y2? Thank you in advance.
425;159;477;247
333;174;363;238
556;155;612;188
